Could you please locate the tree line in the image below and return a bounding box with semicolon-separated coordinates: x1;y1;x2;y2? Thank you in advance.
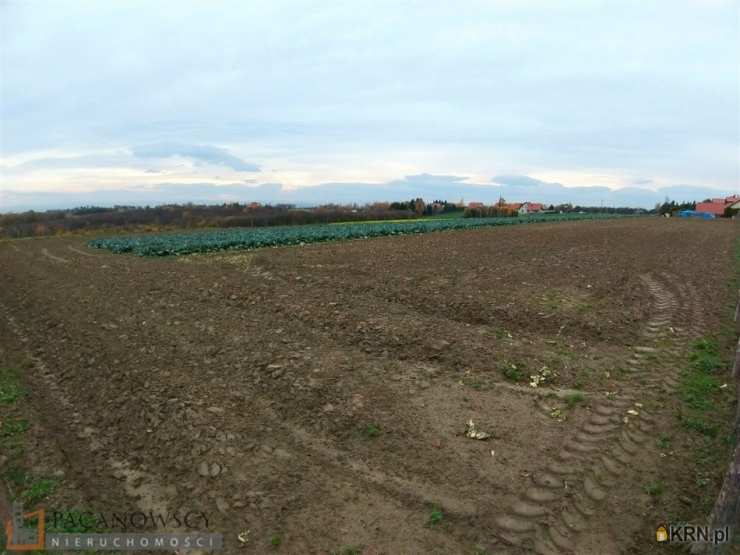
0;202;435;238
0;199;648;238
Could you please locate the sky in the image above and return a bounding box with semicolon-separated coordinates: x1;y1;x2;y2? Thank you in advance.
1;0;738;211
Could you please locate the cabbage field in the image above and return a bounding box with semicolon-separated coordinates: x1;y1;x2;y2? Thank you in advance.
88;213;631;256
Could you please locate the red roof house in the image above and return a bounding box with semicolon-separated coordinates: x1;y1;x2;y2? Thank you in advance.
695;194;740;217
696;202;728;216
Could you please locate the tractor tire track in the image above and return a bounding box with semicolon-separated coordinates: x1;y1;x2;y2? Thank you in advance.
0;303;187;550
492;274;686;553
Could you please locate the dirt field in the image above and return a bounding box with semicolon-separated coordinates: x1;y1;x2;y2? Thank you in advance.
0;218;737;554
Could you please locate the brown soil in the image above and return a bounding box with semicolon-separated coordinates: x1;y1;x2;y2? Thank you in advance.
0;217;737;554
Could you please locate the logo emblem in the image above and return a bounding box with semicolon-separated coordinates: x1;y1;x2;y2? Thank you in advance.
656;524;668;542
5;501;45;551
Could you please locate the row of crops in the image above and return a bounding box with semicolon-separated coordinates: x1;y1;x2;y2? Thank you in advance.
88;213;631;256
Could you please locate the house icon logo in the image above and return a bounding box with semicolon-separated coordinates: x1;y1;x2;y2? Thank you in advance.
656;524;668;542
4;501;45;551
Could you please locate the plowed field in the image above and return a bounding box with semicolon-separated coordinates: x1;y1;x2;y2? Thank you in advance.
0;217;737;554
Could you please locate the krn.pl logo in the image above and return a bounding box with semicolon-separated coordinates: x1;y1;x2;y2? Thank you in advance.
656;524;668;542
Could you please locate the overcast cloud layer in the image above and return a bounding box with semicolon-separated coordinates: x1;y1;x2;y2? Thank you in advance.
1;0;738;211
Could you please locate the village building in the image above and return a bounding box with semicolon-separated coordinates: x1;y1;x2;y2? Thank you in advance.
695;194;740;217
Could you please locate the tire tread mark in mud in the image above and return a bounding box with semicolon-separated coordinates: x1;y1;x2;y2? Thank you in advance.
492;274;689;553
0;304;182;531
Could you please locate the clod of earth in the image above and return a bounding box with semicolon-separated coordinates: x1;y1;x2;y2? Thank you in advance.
465;419;491;440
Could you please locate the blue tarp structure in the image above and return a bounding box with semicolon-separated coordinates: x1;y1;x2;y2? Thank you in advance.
678;210;715;220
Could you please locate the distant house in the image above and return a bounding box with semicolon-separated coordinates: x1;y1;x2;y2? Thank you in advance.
695;194;740;217
695;202;726;216
465;200;546;216
518;202;543;214
508;202;543;215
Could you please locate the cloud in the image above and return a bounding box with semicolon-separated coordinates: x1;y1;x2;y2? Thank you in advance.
1;174;736;212
492;175;548;187
401;173;469;186
0;1;737;192
5;153;133;172
131;143;260;172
